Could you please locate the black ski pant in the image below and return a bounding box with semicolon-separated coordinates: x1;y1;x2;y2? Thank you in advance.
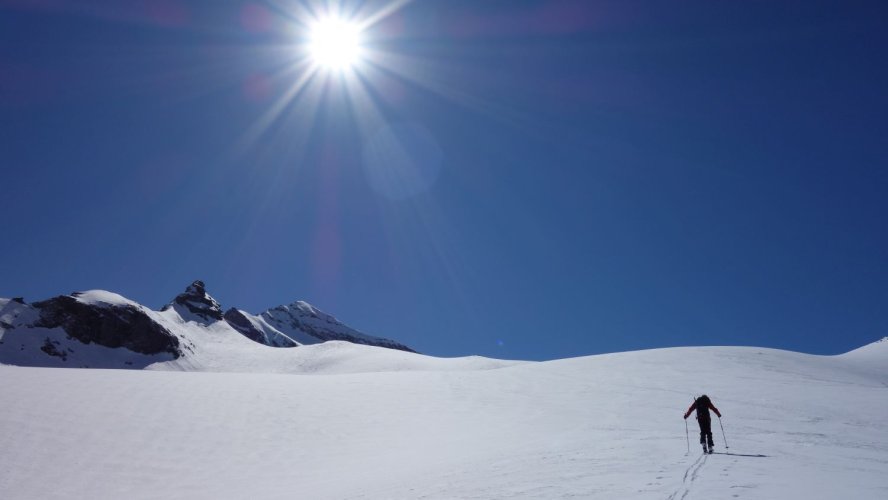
697;417;714;447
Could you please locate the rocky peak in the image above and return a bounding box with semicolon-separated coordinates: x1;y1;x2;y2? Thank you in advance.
186;280;207;296
163;280;223;322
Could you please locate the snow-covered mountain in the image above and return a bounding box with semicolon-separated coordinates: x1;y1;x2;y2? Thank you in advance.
4;282;886;498
0;281;415;369
0;339;885;499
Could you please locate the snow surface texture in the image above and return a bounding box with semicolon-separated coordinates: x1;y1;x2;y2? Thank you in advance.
1;341;886;499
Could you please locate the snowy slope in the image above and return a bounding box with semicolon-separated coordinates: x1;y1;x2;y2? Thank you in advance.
1;341;886;499
149;307;518;374
257;301;414;351
223;308;300;347
839;336;888;373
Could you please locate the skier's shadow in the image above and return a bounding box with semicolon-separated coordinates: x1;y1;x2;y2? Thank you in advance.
711;452;768;458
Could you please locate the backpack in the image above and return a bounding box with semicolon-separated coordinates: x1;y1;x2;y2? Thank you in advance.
696;395;712;420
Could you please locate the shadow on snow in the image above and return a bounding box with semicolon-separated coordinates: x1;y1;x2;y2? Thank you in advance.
711;452;769;458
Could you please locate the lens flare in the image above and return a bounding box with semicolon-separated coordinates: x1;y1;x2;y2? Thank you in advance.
308;17;363;70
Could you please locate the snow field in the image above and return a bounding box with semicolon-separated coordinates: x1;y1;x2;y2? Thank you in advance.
1;342;886;499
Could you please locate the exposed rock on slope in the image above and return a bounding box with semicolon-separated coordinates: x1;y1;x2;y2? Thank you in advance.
223;308;298;348
34;293;180;357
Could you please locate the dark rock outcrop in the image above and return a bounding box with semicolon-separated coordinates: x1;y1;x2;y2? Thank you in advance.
162;280;223;322
223;308;298;348
223;308;264;344
40;338;68;360
34;294;180;357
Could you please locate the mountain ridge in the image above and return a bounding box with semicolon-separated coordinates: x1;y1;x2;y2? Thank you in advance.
0;280;416;369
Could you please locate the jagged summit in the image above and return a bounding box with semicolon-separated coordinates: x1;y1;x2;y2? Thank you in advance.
162;280;223;323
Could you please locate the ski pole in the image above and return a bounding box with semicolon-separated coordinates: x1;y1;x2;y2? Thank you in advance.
718;416;729;449
685;418;689;454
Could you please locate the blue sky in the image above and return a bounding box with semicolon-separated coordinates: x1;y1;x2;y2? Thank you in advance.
2;0;886;360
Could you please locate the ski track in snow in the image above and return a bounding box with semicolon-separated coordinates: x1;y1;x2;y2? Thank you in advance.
1;342;887;499
667;453;707;500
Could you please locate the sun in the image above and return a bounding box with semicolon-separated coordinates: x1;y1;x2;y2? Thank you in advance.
308;17;364;71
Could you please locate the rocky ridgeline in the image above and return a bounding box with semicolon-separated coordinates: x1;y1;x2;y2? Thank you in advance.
0;281;415;368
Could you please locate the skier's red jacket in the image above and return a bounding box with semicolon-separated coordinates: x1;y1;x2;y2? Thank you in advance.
684;398;721;420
